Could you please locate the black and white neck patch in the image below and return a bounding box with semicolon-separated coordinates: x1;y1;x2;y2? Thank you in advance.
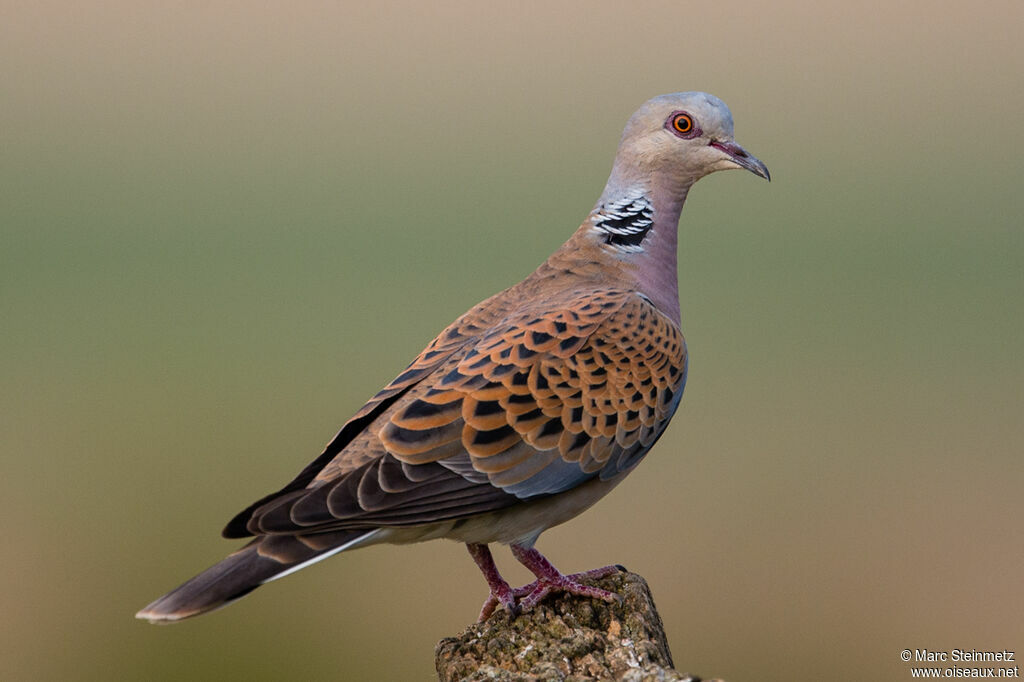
591;193;654;252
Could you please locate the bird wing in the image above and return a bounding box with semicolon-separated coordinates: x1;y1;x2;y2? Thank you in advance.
227;287;686;538
222;288;518;538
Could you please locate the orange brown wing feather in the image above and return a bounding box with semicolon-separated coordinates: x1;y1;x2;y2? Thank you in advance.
378;289;686;496
231;288;686;537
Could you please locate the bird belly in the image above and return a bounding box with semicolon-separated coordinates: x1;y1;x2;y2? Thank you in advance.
437;474;625;547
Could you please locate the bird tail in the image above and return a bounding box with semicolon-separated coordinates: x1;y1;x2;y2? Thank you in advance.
135;530;377;623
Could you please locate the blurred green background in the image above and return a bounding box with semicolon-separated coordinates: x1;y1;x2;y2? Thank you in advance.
2;1;1021;680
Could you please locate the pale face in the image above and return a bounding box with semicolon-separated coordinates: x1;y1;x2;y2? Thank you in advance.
620;92;769;182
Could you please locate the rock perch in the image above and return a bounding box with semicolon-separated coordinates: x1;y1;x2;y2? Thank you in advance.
435;570;724;682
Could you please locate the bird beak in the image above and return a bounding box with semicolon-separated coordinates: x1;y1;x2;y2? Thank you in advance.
709;140;771;181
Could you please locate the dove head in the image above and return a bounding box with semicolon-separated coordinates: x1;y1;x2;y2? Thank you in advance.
602;92;769;203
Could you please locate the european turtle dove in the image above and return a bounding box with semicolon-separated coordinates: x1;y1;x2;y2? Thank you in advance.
137;92;769;623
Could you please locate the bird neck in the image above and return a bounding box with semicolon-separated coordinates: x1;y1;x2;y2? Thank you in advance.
532;177;691;327
633;187;687;326
586;176;691;326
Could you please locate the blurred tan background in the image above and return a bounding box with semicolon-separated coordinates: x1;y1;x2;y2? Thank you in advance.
2;1;1022;680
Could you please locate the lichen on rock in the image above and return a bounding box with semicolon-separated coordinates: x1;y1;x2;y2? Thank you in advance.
435;570;722;682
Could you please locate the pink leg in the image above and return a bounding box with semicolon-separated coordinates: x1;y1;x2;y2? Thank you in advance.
509;544;622;612
466;543;516;622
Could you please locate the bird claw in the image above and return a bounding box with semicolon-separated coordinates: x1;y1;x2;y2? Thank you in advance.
477;564;623;620
477;594;518;622
517;565;623;611
477;580;518;622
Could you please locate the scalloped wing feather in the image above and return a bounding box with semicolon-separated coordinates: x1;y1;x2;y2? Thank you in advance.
380;291;686;490
237;288;686;538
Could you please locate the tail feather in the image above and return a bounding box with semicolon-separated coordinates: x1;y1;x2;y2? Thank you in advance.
136;530;376;623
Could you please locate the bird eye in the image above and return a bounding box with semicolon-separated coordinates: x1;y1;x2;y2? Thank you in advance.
672;114;692;133
667;112;699;139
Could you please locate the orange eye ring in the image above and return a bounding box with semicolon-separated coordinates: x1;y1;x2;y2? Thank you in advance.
672;113;693;134
666;111;700;139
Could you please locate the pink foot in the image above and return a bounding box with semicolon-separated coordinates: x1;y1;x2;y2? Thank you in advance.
468;543;624;621
467;544;516;622
511;545;622;612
